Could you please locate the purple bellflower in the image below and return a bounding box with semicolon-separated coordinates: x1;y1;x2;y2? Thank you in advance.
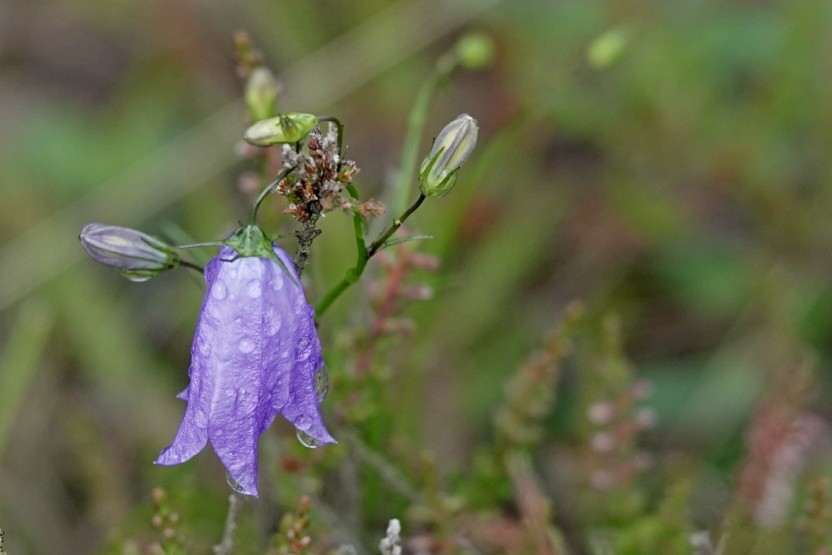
155;224;334;496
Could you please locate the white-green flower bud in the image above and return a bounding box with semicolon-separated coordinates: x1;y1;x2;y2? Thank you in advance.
456;33;495;70
419;114;478;197
243;113;318;146
79;223;179;282
587;27;631;69
245;67;281;122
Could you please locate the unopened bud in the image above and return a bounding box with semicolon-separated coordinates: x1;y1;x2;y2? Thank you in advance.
456;32;495;70
419;113;478;197
587;27;631;69
245;67;281;122
79;223;179;282
243;113;318;146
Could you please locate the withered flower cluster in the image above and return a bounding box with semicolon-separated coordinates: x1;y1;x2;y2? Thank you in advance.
277;127;367;222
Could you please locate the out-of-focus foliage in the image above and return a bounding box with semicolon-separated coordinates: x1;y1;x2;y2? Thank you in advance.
3;0;832;553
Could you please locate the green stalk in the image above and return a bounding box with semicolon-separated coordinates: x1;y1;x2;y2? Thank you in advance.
391;53;458;215
0;301;54;461
250;166;297;224
315;192;426;318
315;184;367;317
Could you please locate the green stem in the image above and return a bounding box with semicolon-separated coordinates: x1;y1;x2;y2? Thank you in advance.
315;193;426;318
367;194;425;256
391;53;458;215
175;241;226;250
180;260;205;274
315;184;367;317
348;185;369;267
250;166;296;224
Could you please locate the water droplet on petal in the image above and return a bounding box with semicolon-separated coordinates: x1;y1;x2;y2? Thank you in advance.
297;337;311;361
266;308;281;336
238;338;255;353
211;281;228;300
296;429;322;449
216;346;234;362
314;367;329;401
272;277;283;291
295;414;310;431
226;471;246;493
246;279;262;298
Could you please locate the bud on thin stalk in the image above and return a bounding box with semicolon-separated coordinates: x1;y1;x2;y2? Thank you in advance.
79;223;180;282
419;113;478;197
245;67;281;122
243;113;318;146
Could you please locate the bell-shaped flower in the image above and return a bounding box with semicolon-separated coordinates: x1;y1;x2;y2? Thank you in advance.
155;225;334;496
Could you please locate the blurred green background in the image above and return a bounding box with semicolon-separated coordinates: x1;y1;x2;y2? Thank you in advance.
3;0;832;553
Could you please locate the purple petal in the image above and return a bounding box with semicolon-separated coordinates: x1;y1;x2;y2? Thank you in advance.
155;244;334;497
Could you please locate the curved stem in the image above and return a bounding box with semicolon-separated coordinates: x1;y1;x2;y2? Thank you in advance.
180;259;205;274
347;185;368;268
315;184;367;317
391;52;459;215
250;166;296;224
315;193;426;318
175;241;226;250
367;194;425;257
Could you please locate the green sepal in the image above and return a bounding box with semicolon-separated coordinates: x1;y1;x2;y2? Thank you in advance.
223;224;299;286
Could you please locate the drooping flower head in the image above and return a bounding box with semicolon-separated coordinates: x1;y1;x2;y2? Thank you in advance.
155;224;334;496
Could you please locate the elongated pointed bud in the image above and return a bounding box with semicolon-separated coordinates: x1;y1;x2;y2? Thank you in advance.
243;113;318;146
79;223;179;282
419;114;478;197
245;67;281;122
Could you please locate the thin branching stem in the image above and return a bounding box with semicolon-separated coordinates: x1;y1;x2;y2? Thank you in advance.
180;260;205;274
391;52;458;215
250;165;297;224
315;193;426;318
367;194;425;257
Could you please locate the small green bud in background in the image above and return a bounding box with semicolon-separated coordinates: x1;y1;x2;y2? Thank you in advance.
419;113;478;198
456;32;496;70
587;27;632;69
79;223;179;282
244;67;281;122
243;113;318;146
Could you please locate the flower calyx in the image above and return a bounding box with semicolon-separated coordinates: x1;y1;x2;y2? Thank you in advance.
223;224;298;285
